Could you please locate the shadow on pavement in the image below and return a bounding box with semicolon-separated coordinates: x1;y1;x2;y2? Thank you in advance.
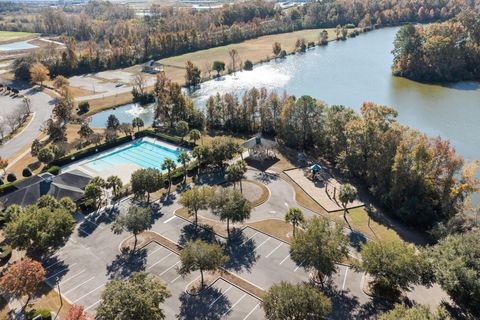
349;231;367;252
106;248;147;279
223;228;258;272
178;223;218;247
355;296;395;319
41;256;71;283
323;280;361;320
177;286;231;320
254;171;279;185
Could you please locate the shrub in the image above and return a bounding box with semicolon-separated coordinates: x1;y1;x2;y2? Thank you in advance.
0;245;12;261
22;167;32;177
243;60;253;71
47;166;60;175
6;173;16;183
78;101;90;114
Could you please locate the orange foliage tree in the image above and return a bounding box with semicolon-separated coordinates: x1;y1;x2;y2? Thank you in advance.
65;304;95;320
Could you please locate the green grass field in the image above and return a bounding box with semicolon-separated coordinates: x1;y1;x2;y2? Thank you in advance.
0;30;36;44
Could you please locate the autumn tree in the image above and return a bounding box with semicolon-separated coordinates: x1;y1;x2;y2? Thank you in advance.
29;62;50;86
228;49;239;74
185;60;201;88
0;258;45;311
97;272;170;320
53;75;70;89
0;156;8;175
290;216;348;285
263;282;332;320
272;42;282;58
179;240;228;288
65;305;94;320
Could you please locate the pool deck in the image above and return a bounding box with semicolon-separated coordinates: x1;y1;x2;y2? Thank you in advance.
61;137;189;183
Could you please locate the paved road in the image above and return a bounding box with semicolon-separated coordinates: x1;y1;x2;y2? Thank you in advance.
0;82;54;160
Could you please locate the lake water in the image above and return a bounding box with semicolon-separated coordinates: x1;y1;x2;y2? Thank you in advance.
89;102;155;128
92;27;480;169
193;27;480;167
0;40;38;51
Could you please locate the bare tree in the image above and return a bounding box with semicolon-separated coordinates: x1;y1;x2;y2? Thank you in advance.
21;97;31;115
203;60;212;80
229;49;239;75
132;73;147;97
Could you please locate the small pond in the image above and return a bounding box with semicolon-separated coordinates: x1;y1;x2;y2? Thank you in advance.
0;40;38;51
88;103;155;128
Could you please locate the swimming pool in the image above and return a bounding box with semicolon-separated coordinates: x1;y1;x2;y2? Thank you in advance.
84;140;184;172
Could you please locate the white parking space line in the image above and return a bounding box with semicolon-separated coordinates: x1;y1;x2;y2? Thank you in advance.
254;237;271;252
78;227;90;236
60;270;86;286
147;246;164;257
279;253;291;265
164;216;177;224
85;219;104;230
294;260;304;272
47;263;77;281
241;232;259;246
284;202;288;207
243;302;260;320
208;285;232;309
342;267;349;290
45;260;62;270
73;284;105;303
185;275;201;292
266;243;283;258
63;276;95;295
159;261;180;276
84;299;102;312
170;274;182;283
147;252;173;270
222;293;247;317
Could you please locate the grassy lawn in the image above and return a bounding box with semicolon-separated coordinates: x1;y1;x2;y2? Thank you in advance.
30;283;72;320
0;31;36;44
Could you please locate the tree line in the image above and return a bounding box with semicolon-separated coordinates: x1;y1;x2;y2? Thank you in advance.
8;0;476;81
392;9;480;82
205;89;478;231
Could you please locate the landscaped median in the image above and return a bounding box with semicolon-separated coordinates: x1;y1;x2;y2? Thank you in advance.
119;231;266;300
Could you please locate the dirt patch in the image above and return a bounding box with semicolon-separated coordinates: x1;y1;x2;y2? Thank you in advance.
246;219;293;243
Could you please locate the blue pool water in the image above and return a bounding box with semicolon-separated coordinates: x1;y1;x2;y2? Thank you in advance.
85;140;183;172
0;41;38;51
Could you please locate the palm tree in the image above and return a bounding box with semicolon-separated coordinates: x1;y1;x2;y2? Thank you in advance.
162;158;176;195
132;117;144;132
338;183;357;229
225;161;247;193
106;175;123;198
189;129;201;145
285;207;305;238
177;152;191;184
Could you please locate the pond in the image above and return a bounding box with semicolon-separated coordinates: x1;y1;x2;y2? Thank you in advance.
0;40;38;51
88;103;155;128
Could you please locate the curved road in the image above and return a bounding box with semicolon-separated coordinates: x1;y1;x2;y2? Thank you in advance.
0;83;54;160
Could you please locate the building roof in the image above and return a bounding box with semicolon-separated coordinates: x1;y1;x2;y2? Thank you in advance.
0;169;91;208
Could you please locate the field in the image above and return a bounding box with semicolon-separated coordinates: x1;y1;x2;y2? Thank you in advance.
0;31;37;44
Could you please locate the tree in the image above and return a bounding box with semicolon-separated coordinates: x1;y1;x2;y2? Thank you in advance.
379;304;452;320
53;75;70;89
37;147;55;166
96;272;170;320
228;49;239;74
130;168;163;202
225;161;247;192
161;159;176;195
338;183;357;227
29;62;50;86
78;101;90;114
4;203;75;252
179;240;228;288
243;60;253;71
212;61;225;77
263;282;332;320
132;117;144;132
185;60;201;88
0;258;45;311
285;207;305;238
357;241;431;296
290;216;348;285
112;206;152;250
83;177;106;209
107;175;123;197
176;120;189;142
189;129;201;145
22;97;32;114
272;42;282;58
211;188;251;236
78;122;94;140
106;114;120;130
319;29;329;45
428;233;480;316
0;157;8;176
179;186;213;227
65;305;94;320
119;123;133;136
177;152;191;184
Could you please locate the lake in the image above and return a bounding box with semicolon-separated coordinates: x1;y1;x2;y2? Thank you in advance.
193;27;480;167
92;27;480;168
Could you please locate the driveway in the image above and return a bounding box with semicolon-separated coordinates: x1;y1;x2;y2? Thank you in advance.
0;81;54;160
